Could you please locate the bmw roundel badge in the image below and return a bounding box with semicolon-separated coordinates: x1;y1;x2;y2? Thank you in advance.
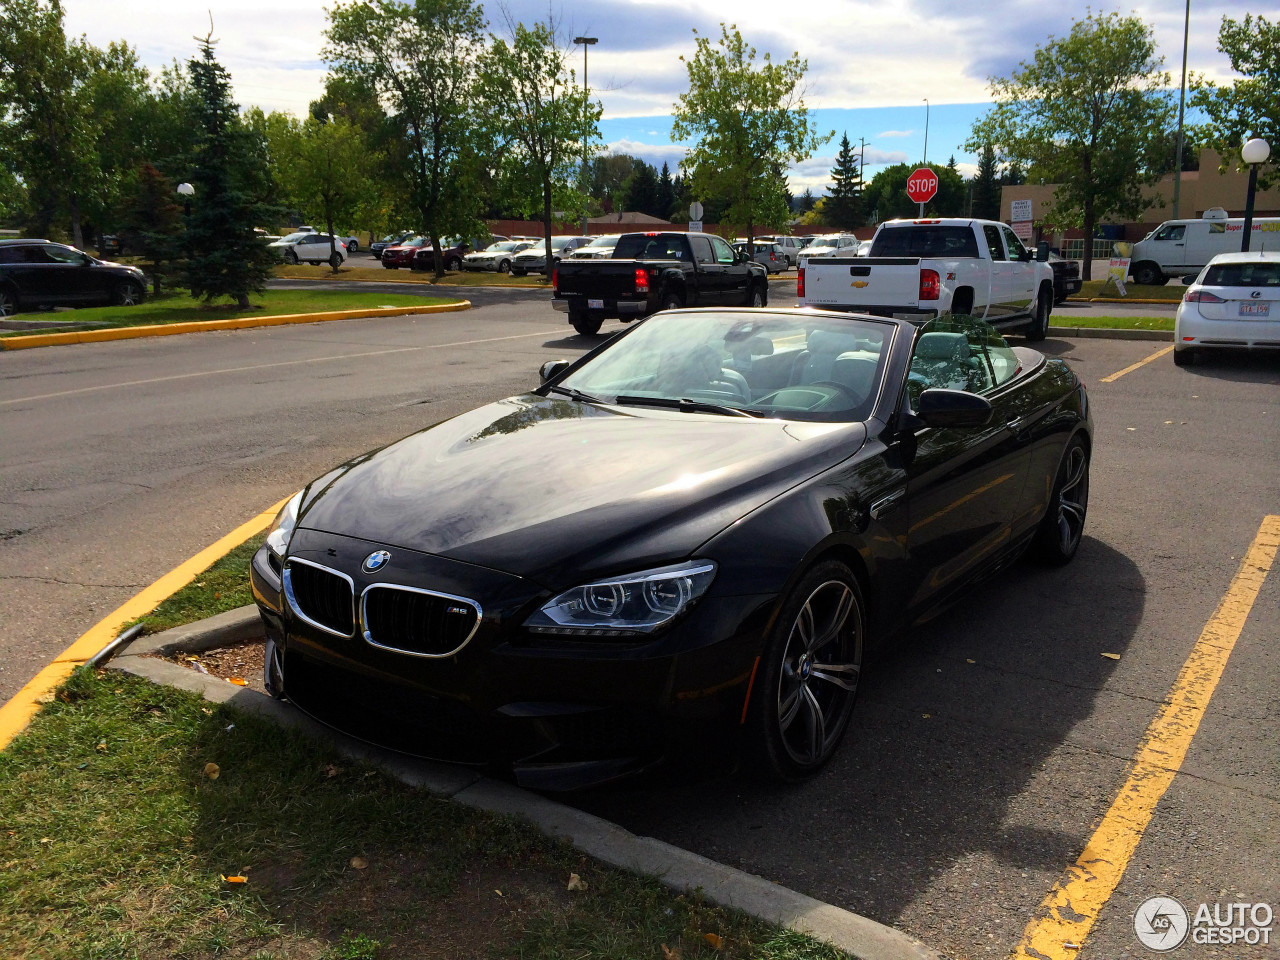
362;550;391;573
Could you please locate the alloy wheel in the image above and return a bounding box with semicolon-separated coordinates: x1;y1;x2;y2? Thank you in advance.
775;579;862;766
1055;445;1089;554
0;289;15;316
117;282;141;306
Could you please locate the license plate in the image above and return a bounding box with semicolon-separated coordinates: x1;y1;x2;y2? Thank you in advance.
1239;302;1270;317
587;299;604;309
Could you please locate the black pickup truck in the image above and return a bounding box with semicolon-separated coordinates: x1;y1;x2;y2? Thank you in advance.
551;231;770;335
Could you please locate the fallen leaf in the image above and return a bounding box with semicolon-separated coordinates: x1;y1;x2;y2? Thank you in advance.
922;713;931;719
39;838;53;844
220;875;247;884
35;692;55;704
703;933;724;951
324;764;341;778
96;741;108;752
567;872;587;892
661;945;682;960
204;762;221;780
214;591;221;600
227;677;247;686
965;659;975;664
494;889;503;897
350;856;368;870
186;656;200;662
1101;652;1121;661
201;708;213;715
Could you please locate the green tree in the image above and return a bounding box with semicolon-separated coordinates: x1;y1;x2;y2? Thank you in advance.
119;163;181;294
862;162;966;221
478;20;598;269
798;188;817;213
623;161;660;217
657;162;677;219
325;0;488;275
824;132;862;229
967;12;1174;278
671;24;828;252
1191;14;1278;188
184;34;279;308
970;144;1002;220
0;0;148;247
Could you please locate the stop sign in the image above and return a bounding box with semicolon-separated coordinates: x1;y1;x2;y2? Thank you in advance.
906;167;938;204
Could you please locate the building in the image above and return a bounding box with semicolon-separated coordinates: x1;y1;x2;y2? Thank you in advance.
1002;149;1280;259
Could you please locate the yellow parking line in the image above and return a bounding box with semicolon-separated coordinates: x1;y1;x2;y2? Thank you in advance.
1013;514;1280;960
1100;344;1175;382
0;496;289;751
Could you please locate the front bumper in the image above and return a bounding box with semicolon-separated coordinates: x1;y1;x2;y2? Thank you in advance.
251;532;772;788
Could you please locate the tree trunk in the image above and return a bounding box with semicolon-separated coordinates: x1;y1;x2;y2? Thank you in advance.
69;195;84;251
543;182;555;284
326;213;339;273
1080;154;1094;281
237;293;250;309
431;235;444;279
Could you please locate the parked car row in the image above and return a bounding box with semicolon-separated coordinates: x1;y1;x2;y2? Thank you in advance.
268;232;349;267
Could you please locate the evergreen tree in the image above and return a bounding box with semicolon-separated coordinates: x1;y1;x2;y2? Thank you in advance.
971;143;1002;220
623;161;660;216
1002;160;1026;186
119;163;181;294
798;188;817;213
656;162;676;219
824;132;862;230
184;33;278;308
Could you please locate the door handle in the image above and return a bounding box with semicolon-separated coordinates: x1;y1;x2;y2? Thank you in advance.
870;488;906;519
1007;416;1028;433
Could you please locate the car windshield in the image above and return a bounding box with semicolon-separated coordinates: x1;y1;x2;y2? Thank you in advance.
557;311;894;422
486;242;520;253
583;235;618;248
279;232;309;243
1202;262;1280;287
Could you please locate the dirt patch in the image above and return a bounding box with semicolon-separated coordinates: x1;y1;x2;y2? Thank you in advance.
155;641;268;695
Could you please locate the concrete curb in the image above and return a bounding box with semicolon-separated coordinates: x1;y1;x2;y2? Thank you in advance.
0;300;471;351
1067;297;1180;304
1047;325;1173;341
108;607;941;960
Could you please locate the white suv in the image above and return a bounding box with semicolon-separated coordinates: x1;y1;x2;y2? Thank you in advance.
269;232;348;267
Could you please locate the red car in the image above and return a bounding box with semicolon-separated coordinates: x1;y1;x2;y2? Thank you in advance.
380;236;430;269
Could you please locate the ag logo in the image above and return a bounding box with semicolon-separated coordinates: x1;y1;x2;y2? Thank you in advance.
1134;895;1189;951
851;280;869;288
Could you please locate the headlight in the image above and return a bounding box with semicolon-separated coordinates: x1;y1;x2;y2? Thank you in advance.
525;560;717;637
265;491;303;558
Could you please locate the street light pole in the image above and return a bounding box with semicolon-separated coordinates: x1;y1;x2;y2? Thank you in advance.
922;99;930;164
1240;137;1271;253
573;36;597;237
1172;0;1190;218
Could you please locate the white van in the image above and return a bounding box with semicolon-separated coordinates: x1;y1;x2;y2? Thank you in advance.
1130;210;1280;285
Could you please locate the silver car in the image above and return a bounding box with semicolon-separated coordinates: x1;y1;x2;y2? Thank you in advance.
460;240;536;273
511;236;591;275
798;235;862;262
732;241;787;274
569;234;622;259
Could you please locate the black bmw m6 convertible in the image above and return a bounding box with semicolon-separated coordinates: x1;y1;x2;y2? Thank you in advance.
251;309;1091;789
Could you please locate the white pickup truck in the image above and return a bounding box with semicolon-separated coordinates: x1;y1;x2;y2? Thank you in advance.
797;218;1056;340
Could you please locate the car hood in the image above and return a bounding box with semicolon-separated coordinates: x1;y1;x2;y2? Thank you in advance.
296;394;865;587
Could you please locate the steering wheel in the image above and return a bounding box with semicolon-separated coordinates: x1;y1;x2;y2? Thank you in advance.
808;380;862;403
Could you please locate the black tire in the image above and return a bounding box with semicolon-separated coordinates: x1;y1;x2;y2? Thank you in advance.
498;259;511;274
749;560;865;781
384;264;399;270
283;249;298;265
1026;287;1051;341
512;268;526;276
347;240;359;252
263;637;286;700
1130;261;1165;287
1033;436;1089;565
950;289;974;316
329;252;342;268
447;257;461;271
571;314;603;336
0;287;17;316
113;280;143;307
1173;346;1195;367
660;291;684;311
746;283;767;308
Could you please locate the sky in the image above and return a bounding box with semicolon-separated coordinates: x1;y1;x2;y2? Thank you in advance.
62;0;1245;196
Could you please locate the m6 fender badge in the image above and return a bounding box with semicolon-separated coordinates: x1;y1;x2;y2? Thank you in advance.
362;550;391;573
851;280;869;288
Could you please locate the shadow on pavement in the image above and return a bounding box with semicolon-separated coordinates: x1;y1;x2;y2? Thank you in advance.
1179;351;1280;385
570;537;1144;952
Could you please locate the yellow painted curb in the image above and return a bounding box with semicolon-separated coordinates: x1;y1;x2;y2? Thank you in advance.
0;301;471;351
0;497;289;751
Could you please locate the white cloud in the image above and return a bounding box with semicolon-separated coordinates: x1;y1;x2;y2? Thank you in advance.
876;130;914;139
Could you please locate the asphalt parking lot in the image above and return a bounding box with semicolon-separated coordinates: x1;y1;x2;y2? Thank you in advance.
1;298;1274;960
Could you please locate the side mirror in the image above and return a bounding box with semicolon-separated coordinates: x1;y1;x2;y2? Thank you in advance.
916;388;993;429
540;360;571;382
1036;241;1050;262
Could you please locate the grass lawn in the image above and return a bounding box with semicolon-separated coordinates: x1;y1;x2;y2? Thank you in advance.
1051;315;1173;331
1068;279;1183;301
276;264;547;287
1;289;457;336
0;668;851;960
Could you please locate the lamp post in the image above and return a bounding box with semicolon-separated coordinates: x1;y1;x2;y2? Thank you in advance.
1171;0;1190;218
176;181;195;218
1240;137;1270;253
922;99;930;164
573;36;597;236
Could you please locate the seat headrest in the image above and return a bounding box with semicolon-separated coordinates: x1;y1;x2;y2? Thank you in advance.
807;329;866;356
915;332;969;361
